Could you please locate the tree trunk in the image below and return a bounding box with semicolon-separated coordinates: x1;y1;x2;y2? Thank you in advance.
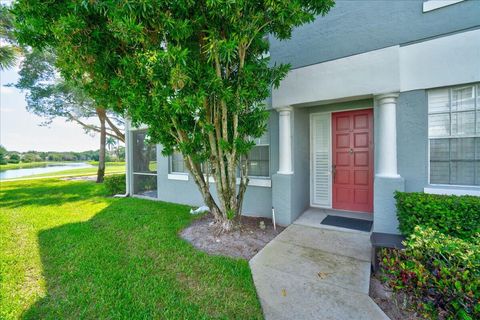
96;108;107;183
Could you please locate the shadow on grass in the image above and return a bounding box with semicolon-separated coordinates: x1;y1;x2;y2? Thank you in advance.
0;180;105;208
22;197;263;319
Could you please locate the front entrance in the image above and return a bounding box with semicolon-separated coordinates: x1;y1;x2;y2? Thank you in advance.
332;109;373;213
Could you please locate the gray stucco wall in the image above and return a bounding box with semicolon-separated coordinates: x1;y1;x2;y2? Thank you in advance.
270;0;480;69
397;90;429;192
148;111;278;219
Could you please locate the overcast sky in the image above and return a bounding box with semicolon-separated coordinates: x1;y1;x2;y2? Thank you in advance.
0;64;100;152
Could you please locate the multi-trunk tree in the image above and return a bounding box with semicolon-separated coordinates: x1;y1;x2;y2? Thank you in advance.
13;0;334;231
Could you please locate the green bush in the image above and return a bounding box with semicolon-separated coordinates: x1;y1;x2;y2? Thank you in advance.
380;227;480;319
104;174;126;195
395;192;480;241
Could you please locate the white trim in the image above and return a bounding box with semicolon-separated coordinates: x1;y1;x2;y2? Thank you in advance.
168;173;189;181
310;111;333;208
424;187;480;196
207;177;272;187
423;0;464;12
277;106;294;174
133;172;157;176
125;119;132;195
129;124;149;131
132;194;161;201
236;177;271;188
273;29;480;108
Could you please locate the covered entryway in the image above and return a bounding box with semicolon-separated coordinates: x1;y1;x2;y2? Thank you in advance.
311;108;374;213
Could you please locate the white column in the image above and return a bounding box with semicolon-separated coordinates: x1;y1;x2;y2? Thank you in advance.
278;106;293;175
375;93;400;178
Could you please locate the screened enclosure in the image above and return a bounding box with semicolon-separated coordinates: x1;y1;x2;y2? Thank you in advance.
131;129;158;198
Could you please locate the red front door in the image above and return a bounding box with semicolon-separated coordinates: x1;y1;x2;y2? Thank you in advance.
332;109;373;213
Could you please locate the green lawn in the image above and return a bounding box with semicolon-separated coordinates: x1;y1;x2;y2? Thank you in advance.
5;162;126;180
0;179;262;319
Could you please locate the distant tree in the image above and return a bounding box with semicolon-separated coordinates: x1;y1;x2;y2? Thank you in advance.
106;137;116;152
39;152;48;161
13;48;125;182
22;152;42;163
0;145;7;165
0;5;19;70
8;153;20;164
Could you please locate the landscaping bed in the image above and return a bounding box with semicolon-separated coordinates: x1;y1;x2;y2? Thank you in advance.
372;192;480;320
369;276;421;320
181;213;284;260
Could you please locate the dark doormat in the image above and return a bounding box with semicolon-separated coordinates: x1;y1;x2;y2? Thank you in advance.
321;215;373;232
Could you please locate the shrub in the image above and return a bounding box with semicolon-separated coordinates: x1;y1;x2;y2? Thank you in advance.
381;227;480;319
104;174;126;196
395;192;480;242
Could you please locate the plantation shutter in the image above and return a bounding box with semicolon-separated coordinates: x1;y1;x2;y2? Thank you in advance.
312;113;331;207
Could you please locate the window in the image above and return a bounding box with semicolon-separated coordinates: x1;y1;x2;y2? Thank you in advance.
169;152;210;176
131;129;158;197
428;84;480;186
170;151;187;173
168;129;271;179
247;131;270;177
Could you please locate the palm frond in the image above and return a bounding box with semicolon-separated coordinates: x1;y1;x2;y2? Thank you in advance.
0;45;17;70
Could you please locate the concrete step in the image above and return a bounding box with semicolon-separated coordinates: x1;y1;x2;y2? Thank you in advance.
251;239;371;294
274;224;372;262
250;262;388;320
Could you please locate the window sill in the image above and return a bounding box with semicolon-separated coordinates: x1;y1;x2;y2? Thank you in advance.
237;177;272;188
205;177;271;187
133;172;157;176
423;0;464;12
166;174;271;187
168;173;189;181
424;186;480;196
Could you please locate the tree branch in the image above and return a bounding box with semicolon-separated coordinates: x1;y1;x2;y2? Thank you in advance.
68;114;123;141
105;114;125;142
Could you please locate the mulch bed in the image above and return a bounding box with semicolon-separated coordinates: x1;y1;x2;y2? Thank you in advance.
370;275;421;320
180;214;284;260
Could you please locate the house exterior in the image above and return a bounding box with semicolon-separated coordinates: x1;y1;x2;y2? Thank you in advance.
125;0;480;235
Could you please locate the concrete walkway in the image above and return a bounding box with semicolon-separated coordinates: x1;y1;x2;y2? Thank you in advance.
249;214;389;320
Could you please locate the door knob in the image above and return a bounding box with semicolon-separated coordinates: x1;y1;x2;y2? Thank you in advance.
349;148;354;155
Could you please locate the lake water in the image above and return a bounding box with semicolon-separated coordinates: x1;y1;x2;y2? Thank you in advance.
0;162;93;180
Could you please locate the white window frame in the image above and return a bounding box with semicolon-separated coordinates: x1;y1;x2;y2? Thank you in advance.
427;83;480;189
245;125;271;180
423;0;465;13
168;151;189;181
165;132;272;187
